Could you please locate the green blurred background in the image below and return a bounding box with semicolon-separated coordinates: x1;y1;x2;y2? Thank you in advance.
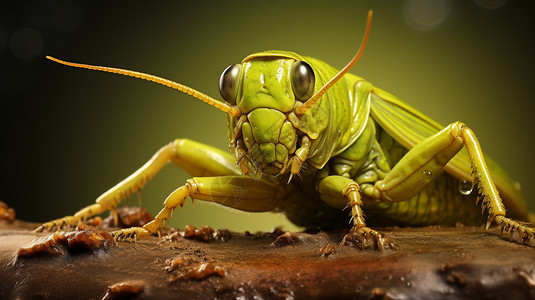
2;0;534;232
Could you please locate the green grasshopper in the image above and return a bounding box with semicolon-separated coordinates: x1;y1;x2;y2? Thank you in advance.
37;11;534;249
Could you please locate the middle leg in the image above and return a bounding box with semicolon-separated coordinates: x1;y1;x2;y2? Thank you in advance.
317;175;386;251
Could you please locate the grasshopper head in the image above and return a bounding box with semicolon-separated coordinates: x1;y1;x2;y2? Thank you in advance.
221;55;316;177
221;9;372;178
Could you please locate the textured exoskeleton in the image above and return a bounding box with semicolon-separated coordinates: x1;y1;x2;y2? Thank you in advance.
37;12;534;249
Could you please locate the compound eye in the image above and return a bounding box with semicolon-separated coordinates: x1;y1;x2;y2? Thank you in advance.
290;61;315;101
219;64;242;104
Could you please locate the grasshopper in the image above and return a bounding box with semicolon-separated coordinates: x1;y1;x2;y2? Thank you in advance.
37;11;534;249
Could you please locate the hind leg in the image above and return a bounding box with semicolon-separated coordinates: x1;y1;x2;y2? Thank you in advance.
364;122;533;245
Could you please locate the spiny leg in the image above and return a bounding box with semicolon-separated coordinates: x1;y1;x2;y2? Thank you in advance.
112;184;190;241
461;127;533;243
317;175;386;251
365;122;533;245
35;145;172;232
344;182;387;251
36;139;240;232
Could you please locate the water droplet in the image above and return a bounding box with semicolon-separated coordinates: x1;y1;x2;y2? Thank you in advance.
458;180;473;195
421;170;432;177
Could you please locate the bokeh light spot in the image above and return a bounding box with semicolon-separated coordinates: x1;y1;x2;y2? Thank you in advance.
404;0;452;31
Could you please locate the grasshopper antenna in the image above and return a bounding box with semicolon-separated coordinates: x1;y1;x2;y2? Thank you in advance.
45;56;241;117
295;10;373;116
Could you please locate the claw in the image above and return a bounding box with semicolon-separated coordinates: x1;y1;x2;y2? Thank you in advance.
35;216;81;233
340;226;390;251
111;227;150;242
287;173;293;184
494;215;535;246
485;218;493;230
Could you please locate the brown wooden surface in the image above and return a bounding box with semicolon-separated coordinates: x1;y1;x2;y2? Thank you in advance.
1;220;535;299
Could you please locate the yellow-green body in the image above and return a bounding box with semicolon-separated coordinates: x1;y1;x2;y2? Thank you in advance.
39;46;534;248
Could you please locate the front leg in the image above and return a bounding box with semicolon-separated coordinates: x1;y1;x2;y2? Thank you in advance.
36;139;240;232
317;175;386;251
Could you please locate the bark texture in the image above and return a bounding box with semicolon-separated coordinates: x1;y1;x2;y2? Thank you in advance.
1;220;534;299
